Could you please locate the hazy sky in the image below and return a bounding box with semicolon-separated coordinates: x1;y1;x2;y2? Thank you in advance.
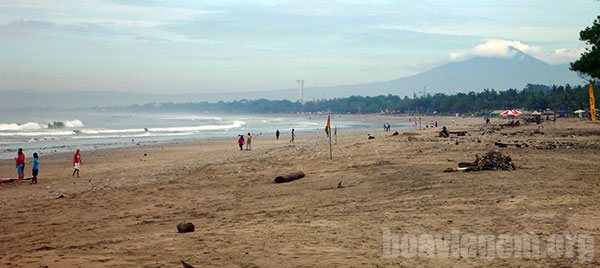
0;0;597;93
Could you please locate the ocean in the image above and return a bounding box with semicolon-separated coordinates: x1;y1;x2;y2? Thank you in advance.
0;111;409;159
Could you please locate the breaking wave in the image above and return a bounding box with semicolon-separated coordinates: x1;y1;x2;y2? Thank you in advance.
2;120;247;137
63;120;84;128
0;122;44;131
0;120;84;131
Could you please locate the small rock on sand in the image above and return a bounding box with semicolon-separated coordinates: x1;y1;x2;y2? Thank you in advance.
177;222;195;233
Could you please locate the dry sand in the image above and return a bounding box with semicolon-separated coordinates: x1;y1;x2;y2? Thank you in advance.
1;116;600;267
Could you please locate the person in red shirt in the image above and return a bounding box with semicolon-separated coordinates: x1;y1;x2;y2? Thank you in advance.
15;148;25;181
237;135;245;151
72;149;82;178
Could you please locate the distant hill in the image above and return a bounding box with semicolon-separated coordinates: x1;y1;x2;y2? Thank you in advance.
299;47;584;99
0;48;585;109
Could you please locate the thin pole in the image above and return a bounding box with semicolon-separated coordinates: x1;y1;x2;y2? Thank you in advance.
297;79;305;105
589;82;597;121
328;114;333;160
329;126;333;160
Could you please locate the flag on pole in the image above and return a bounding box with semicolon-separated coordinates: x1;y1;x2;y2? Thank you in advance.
589;83;597;121
325;115;331;137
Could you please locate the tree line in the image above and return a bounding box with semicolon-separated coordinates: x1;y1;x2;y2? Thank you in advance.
120;83;598;115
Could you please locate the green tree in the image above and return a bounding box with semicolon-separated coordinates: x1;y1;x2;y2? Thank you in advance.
570;15;600;80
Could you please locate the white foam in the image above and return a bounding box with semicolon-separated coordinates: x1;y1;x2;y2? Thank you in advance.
80;128;146;134
77;120;245;136
0;122;45;131
148;120;245;132
63;120;84;128
0;131;75;137
72;132;193;140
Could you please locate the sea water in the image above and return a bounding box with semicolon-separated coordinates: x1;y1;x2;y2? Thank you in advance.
0;111;410;159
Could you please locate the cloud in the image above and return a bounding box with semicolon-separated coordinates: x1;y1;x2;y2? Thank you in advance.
449;39;584;65
0;0;217;43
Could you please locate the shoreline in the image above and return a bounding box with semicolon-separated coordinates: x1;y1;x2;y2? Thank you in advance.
0;113;437;161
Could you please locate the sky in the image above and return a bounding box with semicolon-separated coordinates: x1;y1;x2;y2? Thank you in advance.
0;0;598;94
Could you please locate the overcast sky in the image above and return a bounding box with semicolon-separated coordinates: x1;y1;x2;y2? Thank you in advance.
0;0;597;94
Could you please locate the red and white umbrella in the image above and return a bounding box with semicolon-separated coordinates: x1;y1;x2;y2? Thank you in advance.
500;109;522;117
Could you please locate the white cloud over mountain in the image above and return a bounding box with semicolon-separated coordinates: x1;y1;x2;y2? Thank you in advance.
449;39;585;65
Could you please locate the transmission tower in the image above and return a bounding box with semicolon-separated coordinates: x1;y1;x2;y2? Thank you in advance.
297;79;305;104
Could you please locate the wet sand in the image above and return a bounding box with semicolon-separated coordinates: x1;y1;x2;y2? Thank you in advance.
1;116;599;267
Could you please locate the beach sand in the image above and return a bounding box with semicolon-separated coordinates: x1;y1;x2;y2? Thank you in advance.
1;116;600;267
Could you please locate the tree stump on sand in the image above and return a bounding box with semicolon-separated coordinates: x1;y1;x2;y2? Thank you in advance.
274;172;305;183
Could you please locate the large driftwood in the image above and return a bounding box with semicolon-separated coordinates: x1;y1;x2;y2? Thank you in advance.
274;172;305;183
448;131;468;136
494;142;529;148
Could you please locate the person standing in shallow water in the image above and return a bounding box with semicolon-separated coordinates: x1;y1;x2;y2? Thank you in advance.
276;129;280;140
72;149;82;178
290;129;295;143
31;152;39;184
15;148;25;181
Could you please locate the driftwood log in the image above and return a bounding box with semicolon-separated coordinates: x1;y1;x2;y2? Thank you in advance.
494;142;529;148
448;131;468;136
274;172;305;183
181;260;196;268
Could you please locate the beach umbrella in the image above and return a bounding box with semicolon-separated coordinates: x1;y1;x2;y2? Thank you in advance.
574;109;586;118
530;111;542;116
500;109;522;117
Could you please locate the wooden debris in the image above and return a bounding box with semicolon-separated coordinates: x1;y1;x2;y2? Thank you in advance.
274;172;305;183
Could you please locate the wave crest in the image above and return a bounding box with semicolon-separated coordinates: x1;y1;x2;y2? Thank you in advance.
0;122;44;131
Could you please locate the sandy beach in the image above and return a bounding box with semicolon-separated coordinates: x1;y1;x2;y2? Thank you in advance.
1;116;600;267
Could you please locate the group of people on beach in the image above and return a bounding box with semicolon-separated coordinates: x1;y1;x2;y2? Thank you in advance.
410;119;439;129
425;120;438;128
237;129;297;151
383;122;391;131
237;133;253;151
11;148;83;184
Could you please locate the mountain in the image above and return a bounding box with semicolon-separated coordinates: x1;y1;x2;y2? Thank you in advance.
299;47;584;99
0;48;585;109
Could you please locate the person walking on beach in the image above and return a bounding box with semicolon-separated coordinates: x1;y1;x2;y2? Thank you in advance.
290;129;295;143
31;152;39;184
15;148;25;181
238;135;245;151
246;133;252;150
276;129;280;140
72;149;82;178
